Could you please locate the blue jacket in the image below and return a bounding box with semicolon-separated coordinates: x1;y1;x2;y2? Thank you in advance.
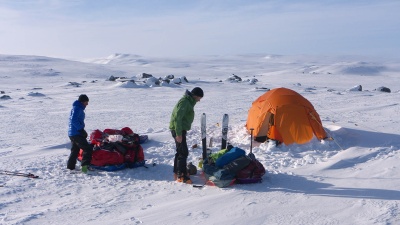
68;100;86;137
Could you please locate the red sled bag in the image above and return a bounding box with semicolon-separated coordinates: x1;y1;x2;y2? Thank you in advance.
78;147;125;167
118;127;145;167
85;129;125;167
103;128;123;136
90;129;104;145
124;145;145;168
81;127;146;168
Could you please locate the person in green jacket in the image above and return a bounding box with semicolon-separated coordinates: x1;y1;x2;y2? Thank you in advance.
170;87;204;184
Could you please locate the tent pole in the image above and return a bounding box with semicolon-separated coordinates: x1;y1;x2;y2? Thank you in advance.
309;112;344;151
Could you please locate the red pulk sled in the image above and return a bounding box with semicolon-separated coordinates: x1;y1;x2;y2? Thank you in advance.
78;127;146;171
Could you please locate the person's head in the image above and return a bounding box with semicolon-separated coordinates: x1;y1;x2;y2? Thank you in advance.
78;94;89;106
191;87;204;102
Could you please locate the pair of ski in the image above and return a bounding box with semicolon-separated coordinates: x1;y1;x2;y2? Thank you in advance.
0;170;40;179
193;113;229;188
201;113;229;159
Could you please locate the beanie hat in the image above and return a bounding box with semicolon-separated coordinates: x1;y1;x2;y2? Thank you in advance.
78;94;89;102
191;87;204;97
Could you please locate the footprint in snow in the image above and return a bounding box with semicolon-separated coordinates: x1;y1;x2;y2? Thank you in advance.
130;217;143;224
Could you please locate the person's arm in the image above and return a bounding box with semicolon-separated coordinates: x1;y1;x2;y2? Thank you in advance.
174;101;187;143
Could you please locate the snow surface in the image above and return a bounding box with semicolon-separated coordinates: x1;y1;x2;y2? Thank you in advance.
1;53;400;225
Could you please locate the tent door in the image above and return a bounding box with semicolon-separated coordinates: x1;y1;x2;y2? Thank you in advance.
255;112;273;142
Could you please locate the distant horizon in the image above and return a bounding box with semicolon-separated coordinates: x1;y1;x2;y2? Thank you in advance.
1;1;399;60
1;52;396;63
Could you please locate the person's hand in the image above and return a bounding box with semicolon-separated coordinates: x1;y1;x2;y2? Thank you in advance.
175;135;182;143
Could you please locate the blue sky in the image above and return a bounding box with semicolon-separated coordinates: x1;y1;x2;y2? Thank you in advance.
0;0;399;59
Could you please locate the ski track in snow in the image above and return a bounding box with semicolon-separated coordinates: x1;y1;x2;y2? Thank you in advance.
0;54;400;225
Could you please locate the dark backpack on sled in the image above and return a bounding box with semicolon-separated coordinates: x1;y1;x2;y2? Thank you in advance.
222;155;252;175
235;158;266;184
202;156;251;188
203;163;236;188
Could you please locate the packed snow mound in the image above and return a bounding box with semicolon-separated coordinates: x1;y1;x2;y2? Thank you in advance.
113;80;146;88
263;54;282;59
0;54;64;63
0;54;118;80
347;85;362;92
27;92;46;97
298;61;387;76
340;61;386;75
88;53;151;65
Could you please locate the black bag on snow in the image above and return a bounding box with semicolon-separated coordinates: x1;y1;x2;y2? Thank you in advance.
236;158;266;184
222;155;252;176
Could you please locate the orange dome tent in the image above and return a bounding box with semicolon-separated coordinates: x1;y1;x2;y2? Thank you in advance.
246;88;327;145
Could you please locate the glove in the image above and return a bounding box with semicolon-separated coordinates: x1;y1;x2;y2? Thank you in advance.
79;129;88;138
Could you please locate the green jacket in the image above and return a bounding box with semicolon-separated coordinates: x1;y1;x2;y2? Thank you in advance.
169;90;196;136
210;149;229;163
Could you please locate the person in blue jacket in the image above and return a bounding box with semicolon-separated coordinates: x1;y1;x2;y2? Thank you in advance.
67;94;93;173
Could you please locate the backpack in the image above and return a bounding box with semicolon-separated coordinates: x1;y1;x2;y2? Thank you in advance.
235;158;266;184
222;156;252;175
124;144;145;168
215;147;246;168
119;130;145;168
203;164;236;188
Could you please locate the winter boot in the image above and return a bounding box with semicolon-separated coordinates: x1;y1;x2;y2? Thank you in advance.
82;165;95;174
81;165;88;174
177;175;192;184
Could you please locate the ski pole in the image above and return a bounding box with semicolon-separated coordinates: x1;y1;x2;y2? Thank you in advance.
249;128;255;160
250;128;254;154
0;170;40;179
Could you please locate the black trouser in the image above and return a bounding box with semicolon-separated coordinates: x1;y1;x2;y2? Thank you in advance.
67;135;93;170
171;130;188;177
